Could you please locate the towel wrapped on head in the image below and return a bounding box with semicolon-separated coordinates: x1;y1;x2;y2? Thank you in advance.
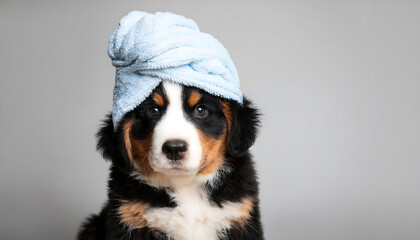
109;11;243;129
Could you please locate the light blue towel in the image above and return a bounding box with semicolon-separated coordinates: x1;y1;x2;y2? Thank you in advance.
109;11;243;129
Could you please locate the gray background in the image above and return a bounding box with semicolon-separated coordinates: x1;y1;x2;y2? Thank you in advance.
1;0;419;239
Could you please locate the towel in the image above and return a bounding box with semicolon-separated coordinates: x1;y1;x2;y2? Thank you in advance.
108;11;243;129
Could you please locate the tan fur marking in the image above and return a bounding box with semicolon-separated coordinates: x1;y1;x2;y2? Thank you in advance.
221;101;235;155
122;120;134;164
188;91;202;107
130;133;155;177
196;128;227;176
231;197;255;227
196;101;232;176
118;202;148;230
153;93;165;107
221;101;233;131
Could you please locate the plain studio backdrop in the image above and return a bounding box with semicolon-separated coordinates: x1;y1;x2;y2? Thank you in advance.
1;1;419;239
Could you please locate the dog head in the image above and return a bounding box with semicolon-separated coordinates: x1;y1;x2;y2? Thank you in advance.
97;81;259;183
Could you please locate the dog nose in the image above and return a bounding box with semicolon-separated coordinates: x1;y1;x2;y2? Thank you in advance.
162;139;188;161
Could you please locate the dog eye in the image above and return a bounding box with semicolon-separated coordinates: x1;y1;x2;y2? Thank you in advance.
194;105;209;119
147;106;160;118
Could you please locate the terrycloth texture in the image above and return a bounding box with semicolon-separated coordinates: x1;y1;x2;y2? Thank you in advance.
109;11;242;129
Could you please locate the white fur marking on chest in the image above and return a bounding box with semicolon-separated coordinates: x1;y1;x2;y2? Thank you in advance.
144;184;245;240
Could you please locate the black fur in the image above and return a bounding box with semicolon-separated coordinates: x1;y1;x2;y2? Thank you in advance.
78;85;263;240
226;98;260;157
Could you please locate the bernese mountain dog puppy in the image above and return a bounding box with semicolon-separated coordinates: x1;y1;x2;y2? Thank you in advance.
78;80;263;239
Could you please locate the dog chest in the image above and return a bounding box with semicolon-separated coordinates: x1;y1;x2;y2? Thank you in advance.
144;185;245;240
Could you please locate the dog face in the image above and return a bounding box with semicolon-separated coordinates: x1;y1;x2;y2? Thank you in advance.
97;80;259;182
127;80;228;177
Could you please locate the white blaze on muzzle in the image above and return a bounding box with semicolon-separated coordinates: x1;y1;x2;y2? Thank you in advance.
149;81;202;175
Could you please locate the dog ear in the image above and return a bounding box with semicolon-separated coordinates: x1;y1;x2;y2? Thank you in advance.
223;98;260;157
96;113;132;173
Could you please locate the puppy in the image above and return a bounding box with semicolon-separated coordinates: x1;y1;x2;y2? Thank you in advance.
78;80;263;239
